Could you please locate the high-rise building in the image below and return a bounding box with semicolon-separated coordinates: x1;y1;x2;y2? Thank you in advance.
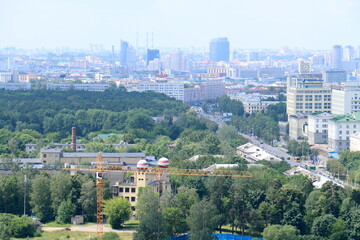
332;82;360;115
298;59;312;74
323;70;347;83
209;37;230;62
120;40;129;66
286;74;331;116
331;45;343;69
343;45;355;61
147;49;160;66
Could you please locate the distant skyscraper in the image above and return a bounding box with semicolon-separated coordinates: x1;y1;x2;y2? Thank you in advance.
298;59;311;74
331;45;343;69
343;45;355;61
120;40;129;66
209;37;230;62
147;49;160;66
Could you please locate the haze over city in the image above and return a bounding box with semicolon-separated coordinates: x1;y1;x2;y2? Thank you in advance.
1;0;360;50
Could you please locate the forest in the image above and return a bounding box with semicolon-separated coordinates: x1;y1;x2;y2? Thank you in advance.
0;89;360;240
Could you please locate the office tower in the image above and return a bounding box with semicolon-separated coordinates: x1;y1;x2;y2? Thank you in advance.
298;59;312;74
120;40;129;65
286;74;331;116
324;70;347;83
209;37;230;62
147;49;160;66
331;45;343;69
246;52;259;62
343;45;355;61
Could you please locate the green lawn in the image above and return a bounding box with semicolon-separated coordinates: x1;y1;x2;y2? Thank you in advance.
43;221;96;227
12;231;134;240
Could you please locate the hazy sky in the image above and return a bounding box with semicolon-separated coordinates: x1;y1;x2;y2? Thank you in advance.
1;0;359;50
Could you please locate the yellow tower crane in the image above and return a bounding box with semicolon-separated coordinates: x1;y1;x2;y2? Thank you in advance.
64;153;252;240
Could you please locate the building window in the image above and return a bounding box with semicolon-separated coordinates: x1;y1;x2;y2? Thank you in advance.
324;95;331;101
131;188;136;193
125;188;130;193
119;187;123;193
339;131;342;134
296;103;303;109
346;131;349;134
315;103;322;109
324;103;331;109
354;125;357;128
305;103;312;109
43;154;47;158
315;95;322;101
305;95;313;101
131;197;136;202
322;124;327;128
296;95;303;101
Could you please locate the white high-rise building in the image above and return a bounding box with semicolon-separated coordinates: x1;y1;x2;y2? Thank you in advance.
343;45;355;61
0;70;19;82
331;45;343;69
307;112;334;144
286;74;331;116
332;82;360;115
137;81;184;101
328;113;360;152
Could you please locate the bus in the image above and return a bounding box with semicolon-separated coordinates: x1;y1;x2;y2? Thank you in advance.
294;157;301;163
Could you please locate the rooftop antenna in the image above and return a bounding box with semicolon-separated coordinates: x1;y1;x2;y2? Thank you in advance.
136;32;139;51
151;32;154;49
7;57;10;70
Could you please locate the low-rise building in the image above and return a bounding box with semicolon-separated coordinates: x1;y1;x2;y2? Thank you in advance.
289;113;308;140
0;82;31;90
328;113;360;152
112;171;170;208
307;112;334;144
47;83;110;92
136;81;184;101
350;133;360;151
236;143;281;162
40;149;145;164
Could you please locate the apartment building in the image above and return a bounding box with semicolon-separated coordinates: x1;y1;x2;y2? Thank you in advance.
137;81;184;101
287;74;331;116
307;112;334;144
332;82;360;115
328;113;360;152
47;83;110;92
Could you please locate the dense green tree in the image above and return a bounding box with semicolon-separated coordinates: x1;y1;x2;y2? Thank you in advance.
50;172;73;214
78;180;96;221
346;207;360;240
311;214;337;237
104;197;131;229
56;199;76;224
163;207;188;236
103;232;120;240
135;188;166;240
30;174;53;222
263;224;299;240
187;199;219;240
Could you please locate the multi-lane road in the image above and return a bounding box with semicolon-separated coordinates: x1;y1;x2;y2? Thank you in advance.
196;110;350;188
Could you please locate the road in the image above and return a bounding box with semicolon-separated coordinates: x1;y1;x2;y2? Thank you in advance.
196;111;351;188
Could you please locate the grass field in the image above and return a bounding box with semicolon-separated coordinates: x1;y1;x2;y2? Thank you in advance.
12;231;134;240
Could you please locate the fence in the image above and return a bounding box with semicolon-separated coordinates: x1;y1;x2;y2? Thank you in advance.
169;233;263;240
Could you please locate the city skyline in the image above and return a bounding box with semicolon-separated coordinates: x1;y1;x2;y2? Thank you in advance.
1;0;360;50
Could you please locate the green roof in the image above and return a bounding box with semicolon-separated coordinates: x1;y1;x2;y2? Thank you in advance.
97;133;123;139
330;113;360;122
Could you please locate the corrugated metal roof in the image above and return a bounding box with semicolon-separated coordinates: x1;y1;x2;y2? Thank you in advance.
62;152;145;158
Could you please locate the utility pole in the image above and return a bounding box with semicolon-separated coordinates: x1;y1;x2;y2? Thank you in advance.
24;175;27;215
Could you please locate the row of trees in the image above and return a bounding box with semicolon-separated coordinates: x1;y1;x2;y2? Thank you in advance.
0;169;112;224
0;89;188;135
133;165;360;240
